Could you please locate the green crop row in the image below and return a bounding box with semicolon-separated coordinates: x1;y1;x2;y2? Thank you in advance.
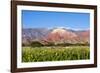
22;46;90;62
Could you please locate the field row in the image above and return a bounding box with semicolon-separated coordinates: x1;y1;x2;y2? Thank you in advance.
22;46;90;62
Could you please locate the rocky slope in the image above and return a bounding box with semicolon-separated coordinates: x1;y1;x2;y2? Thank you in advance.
22;28;90;45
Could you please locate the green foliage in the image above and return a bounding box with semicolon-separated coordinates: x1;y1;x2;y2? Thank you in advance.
23;41;89;47
22;46;90;62
30;41;44;47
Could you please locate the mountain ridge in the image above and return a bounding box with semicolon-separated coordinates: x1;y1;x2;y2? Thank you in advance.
22;28;90;45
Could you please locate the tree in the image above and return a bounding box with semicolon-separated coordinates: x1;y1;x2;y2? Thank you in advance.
30;41;43;47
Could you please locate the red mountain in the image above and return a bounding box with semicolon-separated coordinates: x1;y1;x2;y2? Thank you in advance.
43;28;89;44
22;28;90;45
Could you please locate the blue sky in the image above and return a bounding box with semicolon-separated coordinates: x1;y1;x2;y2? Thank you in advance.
22;10;90;30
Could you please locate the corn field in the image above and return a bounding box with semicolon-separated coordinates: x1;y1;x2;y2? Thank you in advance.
22;46;90;62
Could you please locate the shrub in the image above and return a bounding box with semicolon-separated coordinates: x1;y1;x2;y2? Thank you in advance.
30;41;43;47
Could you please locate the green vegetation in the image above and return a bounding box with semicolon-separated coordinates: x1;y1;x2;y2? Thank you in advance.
23;41;90;47
22;46;90;62
30;41;44;47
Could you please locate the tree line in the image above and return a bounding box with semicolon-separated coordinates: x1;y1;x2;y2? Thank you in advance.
22;41;89;47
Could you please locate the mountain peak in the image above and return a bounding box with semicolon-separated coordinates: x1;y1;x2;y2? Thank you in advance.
51;28;67;34
22;28;90;45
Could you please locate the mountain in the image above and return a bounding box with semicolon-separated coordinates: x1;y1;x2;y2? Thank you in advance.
45;28;79;43
22;28;90;45
75;30;90;43
22;28;50;45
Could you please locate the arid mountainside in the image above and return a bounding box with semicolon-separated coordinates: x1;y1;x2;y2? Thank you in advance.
22;28;90;45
